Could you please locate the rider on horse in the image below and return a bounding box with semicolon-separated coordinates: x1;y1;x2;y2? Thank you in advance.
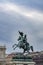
13;31;33;53
18;31;29;50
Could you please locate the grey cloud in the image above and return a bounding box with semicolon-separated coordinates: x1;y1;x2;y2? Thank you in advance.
0;11;29;42
0;12;17;42
8;0;43;12
0;0;43;11
0;5;43;53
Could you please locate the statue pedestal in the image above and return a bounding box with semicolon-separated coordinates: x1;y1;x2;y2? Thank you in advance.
11;55;35;65
9;61;35;65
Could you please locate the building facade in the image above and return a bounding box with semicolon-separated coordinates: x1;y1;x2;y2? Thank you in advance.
0;46;6;65
32;52;43;65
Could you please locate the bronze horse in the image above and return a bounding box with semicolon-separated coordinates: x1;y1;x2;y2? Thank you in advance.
13;31;33;53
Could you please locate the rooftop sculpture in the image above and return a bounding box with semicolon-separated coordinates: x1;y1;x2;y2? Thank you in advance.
13;31;33;53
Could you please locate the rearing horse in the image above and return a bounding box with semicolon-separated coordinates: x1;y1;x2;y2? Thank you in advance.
12;31;33;53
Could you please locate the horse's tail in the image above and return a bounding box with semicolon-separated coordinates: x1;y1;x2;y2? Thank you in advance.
30;46;33;51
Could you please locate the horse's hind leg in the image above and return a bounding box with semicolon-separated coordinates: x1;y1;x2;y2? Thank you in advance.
23;49;25;53
27;50;30;54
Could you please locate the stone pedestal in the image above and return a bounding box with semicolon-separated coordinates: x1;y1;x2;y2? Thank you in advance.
8;61;35;65
10;54;35;65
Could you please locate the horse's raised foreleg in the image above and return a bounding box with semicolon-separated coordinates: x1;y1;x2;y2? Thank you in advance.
12;44;17;47
12;44;17;50
13;46;17;50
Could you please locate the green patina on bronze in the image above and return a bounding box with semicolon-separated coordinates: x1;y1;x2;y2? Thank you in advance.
12;31;34;62
12;31;33;53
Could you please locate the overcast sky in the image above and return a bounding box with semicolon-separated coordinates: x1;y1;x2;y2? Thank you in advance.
0;0;43;53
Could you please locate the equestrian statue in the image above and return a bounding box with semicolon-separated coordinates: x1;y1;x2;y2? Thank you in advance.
12;31;33;53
